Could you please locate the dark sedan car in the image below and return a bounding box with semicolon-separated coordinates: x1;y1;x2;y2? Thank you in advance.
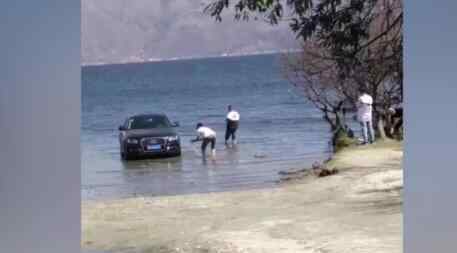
118;114;181;160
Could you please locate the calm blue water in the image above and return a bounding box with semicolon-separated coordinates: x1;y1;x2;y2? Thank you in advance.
81;54;332;200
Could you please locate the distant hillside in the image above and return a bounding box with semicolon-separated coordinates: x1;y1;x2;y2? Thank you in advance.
81;0;299;65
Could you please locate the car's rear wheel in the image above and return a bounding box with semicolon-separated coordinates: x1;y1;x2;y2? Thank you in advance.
121;149;130;161
173;150;181;157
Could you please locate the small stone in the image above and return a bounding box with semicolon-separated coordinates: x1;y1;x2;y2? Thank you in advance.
318;168;339;177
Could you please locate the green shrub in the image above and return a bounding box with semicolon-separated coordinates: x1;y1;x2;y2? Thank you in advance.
333;128;357;152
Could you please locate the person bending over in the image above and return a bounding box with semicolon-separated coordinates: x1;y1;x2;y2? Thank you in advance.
388;106;403;137
225;105;240;145
191;122;216;158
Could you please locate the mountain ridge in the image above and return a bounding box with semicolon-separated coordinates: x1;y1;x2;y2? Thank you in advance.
82;0;299;65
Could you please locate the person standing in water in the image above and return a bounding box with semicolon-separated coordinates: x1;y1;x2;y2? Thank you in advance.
357;88;375;144
191;122;216;158
225;105;240;145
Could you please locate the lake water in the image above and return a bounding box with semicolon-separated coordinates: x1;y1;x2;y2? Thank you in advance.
81;54;333;200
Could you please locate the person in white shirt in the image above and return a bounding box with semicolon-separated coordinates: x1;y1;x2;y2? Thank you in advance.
225;105;240;145
191;122;216;158
357;88;375;144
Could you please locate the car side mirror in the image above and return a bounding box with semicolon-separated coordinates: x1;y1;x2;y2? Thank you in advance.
118;125;126;131
172;121;180;127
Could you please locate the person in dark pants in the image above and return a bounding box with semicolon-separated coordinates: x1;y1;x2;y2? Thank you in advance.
191;122;216;158
225;105;240;145
388;106;403;137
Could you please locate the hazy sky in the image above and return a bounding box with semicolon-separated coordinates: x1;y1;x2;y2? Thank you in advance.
81;0;299;65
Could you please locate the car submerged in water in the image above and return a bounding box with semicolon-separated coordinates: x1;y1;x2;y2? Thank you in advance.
118;113;181;160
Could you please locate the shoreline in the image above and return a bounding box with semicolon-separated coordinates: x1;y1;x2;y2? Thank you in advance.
81;50;302;68
82;140;403;253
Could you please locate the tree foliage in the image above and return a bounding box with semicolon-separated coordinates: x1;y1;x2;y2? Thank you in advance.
205;0;403;139
205;0;401;62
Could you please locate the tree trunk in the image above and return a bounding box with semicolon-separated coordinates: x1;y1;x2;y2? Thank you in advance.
377;116;387;140
322;110;337;131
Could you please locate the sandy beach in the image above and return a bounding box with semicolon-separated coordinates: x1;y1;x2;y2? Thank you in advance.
82;140;403;253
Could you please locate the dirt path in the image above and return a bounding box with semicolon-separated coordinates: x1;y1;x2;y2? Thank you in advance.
82;141;403;253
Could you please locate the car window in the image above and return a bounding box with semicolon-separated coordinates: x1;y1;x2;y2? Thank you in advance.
127;118;134;129
128;115;171;129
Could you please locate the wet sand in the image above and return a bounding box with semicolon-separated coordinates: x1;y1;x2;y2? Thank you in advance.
82;140;402;253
